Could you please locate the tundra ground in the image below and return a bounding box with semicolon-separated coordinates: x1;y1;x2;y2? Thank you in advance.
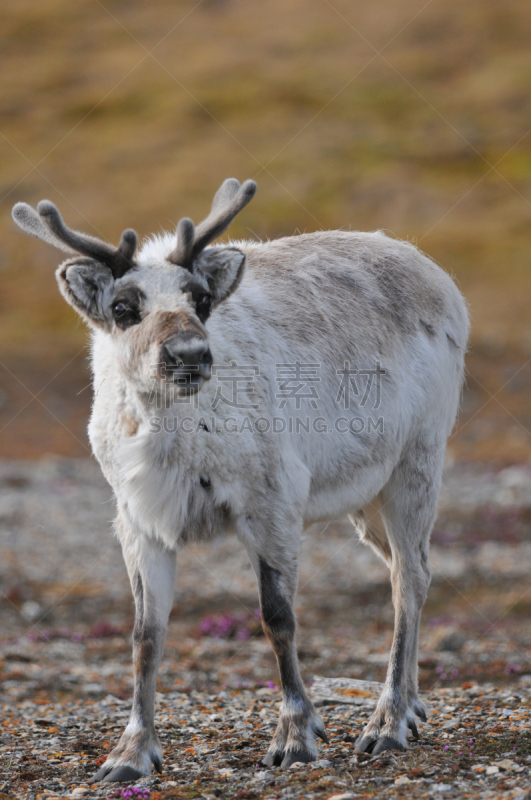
1;458;531;799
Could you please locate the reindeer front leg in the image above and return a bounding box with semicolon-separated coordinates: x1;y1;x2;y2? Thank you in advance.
92;523;177;783
259;555;328;767
243;529;328;768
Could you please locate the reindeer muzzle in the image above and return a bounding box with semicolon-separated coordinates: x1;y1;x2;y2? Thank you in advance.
162;334;212;394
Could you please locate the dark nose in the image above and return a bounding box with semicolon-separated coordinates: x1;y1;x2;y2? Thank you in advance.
162;335;212;386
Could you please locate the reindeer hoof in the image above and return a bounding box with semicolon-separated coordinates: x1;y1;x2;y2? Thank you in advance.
280;749;315;768
105;765;145;782
90;764;113;783
411;699;428;722
372;735;407;755
262;750;283;767
262;747;315;768
92;764;145;783
354;734;376;754
407;717;420;740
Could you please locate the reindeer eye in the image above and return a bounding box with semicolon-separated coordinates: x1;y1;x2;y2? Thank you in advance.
112;300;141;329
113;302;128;318
195;294;212;322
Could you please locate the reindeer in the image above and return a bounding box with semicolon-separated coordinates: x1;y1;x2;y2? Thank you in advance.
12;179;468;782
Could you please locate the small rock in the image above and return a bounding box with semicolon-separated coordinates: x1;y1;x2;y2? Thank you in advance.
486;765;499;775
47;737;62;747
328;793;356;800
430;785;453;794
82;683;104;695
492;759;516;770
20;600;43;621
429;626;466;652
254;770;271;781
311;675;382;706
395;775;412;785
315;759;332;768
499;466;531;490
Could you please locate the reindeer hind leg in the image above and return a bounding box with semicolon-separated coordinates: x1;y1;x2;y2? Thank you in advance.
354;434;444;754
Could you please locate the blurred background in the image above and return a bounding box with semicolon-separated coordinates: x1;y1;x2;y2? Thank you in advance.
2;0;531;756
1;0;530;461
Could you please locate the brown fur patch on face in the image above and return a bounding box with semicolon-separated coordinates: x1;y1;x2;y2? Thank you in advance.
157;309;206;343
127;309;207;362
121;412;139;437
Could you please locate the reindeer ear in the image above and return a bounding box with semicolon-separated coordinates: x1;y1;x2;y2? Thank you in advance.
195;247;246;304
56;258;115;330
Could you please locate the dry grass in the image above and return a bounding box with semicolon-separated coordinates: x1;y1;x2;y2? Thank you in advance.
1;0;530;459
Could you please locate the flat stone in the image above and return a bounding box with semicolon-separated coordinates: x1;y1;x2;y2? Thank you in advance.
328;794;356;800
492;759;515;770
395;776;412;785
311;676;382;706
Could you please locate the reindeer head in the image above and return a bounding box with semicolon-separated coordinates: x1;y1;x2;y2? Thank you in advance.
12;178;256;396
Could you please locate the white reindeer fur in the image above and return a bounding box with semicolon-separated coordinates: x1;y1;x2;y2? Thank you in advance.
87;230;467;557
13;188;469;776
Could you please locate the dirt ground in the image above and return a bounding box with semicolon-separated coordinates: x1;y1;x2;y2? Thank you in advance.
1;457;531;799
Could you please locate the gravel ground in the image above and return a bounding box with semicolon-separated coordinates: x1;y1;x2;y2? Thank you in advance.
1;457;531;799
2;680;531;799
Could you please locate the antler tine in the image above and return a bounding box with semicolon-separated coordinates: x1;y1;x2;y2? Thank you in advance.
210;178;241;213
37;201;117;265
168;217;195;271
36;200;136;279
191;179;257;260
12;202;77;255
117;229;138;262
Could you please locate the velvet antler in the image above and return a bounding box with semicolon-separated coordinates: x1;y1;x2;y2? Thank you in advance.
12;201;137;279
168;178;257;271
